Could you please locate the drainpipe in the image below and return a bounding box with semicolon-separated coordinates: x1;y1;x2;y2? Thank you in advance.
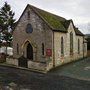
52;31;55;67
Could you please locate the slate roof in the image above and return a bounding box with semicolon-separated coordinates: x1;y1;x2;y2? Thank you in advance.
30;5;66;32
29;4;84;36
15;4;84;36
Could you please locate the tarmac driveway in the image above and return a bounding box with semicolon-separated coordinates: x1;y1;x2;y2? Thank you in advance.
0;64;90;90
49;57;90;81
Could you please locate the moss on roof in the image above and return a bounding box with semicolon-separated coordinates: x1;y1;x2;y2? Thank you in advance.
38;11;66;30
30;5;66;32
15;4;84;36
31;5;84;35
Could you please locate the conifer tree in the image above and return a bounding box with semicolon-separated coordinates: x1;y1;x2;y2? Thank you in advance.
0;2;15;54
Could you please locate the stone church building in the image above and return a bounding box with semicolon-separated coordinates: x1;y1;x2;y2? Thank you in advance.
11;4;87;71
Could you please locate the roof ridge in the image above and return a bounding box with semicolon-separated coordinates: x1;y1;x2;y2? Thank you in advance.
28;4;53;29
28;4;66;21
14;4;84;36
28;4;66;31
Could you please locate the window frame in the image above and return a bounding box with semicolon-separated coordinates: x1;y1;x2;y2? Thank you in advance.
61;37;64;56
70;32;73;55
42;43;44;55
26;23;33;33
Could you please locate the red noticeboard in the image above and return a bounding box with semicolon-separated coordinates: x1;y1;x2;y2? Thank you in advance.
46;49;52;56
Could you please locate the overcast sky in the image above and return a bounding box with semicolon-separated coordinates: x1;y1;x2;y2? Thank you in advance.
0;0;90;34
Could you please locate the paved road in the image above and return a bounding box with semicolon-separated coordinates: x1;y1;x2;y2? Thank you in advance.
50;57;90;81
0;65;90;90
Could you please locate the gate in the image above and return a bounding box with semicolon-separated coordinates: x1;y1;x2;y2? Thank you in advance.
18;56;28;68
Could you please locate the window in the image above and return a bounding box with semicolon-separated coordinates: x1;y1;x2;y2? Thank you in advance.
70;32;73;54
26;24;33;33
61;37;64;55
42;43;44;55
27;11;30;19
78;39;80;54
17;43;19;54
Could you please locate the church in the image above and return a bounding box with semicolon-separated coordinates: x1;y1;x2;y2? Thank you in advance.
11;4;87;71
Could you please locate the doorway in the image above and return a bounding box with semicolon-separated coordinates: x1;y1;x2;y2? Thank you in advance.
27;43;33;60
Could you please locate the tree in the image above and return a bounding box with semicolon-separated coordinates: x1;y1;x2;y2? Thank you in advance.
0;2;15;54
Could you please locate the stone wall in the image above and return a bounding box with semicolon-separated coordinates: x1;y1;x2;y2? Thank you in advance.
13;6;53;63
54;22;86;67
6;58;18;66
6;57;53;72
28;61;46;71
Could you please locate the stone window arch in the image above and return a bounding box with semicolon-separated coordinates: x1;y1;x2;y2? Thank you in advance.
61;37;64;56
22;40;37;61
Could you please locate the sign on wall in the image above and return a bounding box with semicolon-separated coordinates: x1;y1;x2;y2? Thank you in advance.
46;49;52;56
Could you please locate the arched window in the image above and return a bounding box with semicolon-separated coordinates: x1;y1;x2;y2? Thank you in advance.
26;24;33;33
70;32;73;54
78;39;80;54
61;37;64;55
27;11;30;19
17;43;19;54
42;43;44;55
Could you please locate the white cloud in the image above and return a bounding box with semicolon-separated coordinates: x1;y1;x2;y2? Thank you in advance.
0;0;90;34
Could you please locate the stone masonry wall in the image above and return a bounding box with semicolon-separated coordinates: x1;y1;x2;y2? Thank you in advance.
54;22;85;67
13;6;53;64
